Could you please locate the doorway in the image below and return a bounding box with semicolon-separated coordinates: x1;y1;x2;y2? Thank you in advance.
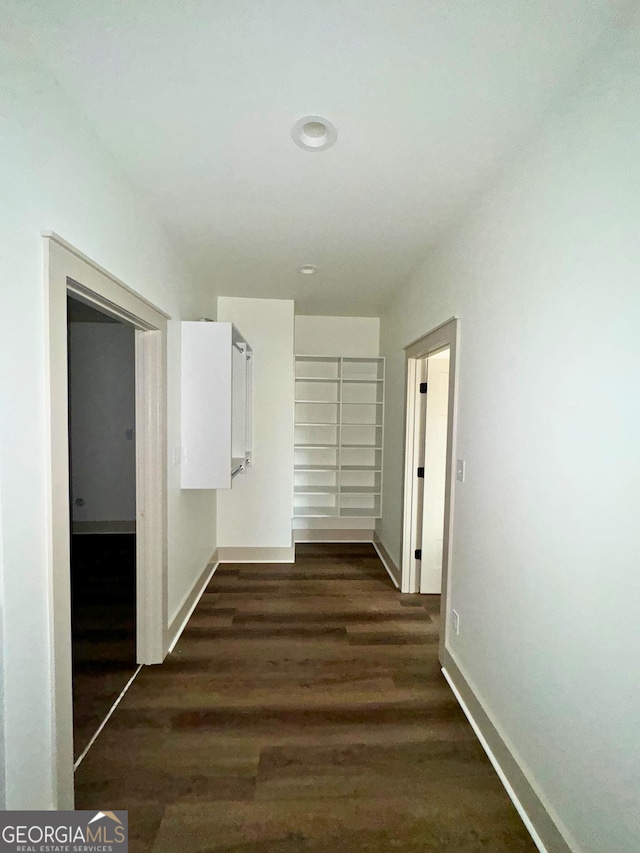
401;318;459;660
67;296;138;759
415;348;450;593
45;233;169;807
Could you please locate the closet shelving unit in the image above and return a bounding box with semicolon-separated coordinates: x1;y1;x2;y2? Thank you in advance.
294;355;385;518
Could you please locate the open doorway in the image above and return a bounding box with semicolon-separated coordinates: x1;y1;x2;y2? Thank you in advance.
46;233;169;807
402;318;458;659
67;296;138;759
414;348;450;594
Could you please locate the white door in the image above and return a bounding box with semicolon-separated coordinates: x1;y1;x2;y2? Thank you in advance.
419;350;450;593
410;356;428;582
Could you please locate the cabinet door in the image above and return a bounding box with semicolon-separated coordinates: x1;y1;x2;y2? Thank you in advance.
231;342;246;466
181;322;232;489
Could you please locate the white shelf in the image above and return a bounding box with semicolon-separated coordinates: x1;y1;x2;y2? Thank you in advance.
339;507;379;518
294;354;385;518
294;506;339;517
296;355;341;360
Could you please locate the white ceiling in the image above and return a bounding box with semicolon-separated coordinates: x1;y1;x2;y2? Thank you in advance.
6;0;630;314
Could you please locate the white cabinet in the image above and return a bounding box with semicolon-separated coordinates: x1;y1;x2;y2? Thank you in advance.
181;321;252;489
294;355;384;517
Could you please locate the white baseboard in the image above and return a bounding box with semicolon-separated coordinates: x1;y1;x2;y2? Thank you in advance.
294;529;374;543
442;650;572;853
217;546;295;563
166;549;219;654
372;533;400;588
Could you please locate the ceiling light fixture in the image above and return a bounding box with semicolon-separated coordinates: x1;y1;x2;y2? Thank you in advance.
291;115;337;151
298;264;318;275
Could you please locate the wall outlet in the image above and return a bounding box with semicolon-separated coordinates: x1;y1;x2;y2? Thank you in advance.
451;609;460;635
456;459;465;482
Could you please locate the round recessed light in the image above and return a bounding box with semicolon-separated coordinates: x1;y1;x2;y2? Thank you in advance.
291;115;337;151
299;264;318;275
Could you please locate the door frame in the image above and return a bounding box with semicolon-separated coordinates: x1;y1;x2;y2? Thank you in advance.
44;233;169;808
401;317;459;661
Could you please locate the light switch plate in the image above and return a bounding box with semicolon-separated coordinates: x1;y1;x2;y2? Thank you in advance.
456;459;465;482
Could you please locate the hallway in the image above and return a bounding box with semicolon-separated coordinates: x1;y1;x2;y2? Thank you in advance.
75;544;535;852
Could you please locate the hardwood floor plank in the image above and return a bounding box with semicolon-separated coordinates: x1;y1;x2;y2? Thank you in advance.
121;678;400;709
232;610;429;624
152;798;535;853
182;625;349;640
222;596;409;613
74;543;535;853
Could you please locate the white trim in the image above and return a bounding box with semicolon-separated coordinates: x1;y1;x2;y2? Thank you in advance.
295;537;373;543
217;546;295;563
73;665;143;772
293;529;374;543
441;651;573;853
167;554;219;654
403;316;458;354
44;232;170;320
400;317;459;662
45;235;169;808
372;535;400;588
135;328;168;665
442;668;547;853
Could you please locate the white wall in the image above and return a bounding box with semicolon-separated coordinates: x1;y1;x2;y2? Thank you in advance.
68;322;136;523
0;35;216;807
217;298;295;550
295;315;380;357
378;24;640;853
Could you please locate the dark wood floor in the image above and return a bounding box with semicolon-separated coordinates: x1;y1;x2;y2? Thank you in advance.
72;533;137;758
75;543;535;852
